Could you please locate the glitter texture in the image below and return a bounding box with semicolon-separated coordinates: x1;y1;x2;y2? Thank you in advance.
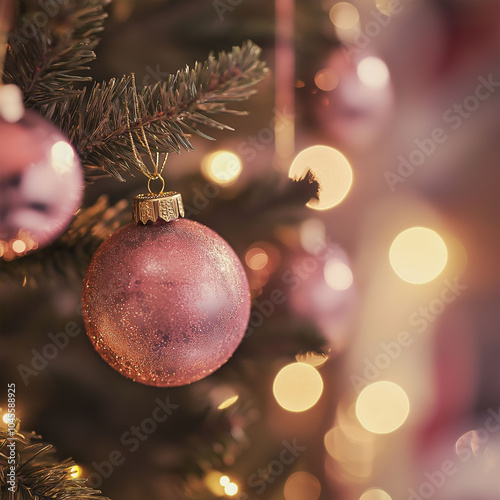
81;218;251;387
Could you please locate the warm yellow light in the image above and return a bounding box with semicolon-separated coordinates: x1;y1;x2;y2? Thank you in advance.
389;227;448;284
329;2;359;29
360;488;392;500
356;381;410;434
220;475;231;487
218;395;239;410
314;68;339;91
289;145;353;210
224;483;238;496
2;413;13;424
295;351;328;368
324;258;353;290
202;151;242;186
245;247;269;271
357;57;390;89
284;471;321;500
70;465;82;479
205;471;226;496
273;363;323;412
51;141;75;174
12;239;26;254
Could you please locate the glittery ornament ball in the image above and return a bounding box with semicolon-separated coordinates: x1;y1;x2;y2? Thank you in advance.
81;218;251;387
0;110;83;254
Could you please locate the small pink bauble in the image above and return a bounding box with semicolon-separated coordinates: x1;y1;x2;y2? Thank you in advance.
82;218;251;387
0;110;84;252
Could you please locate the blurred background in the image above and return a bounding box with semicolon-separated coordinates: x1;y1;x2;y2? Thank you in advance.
1;0;500;499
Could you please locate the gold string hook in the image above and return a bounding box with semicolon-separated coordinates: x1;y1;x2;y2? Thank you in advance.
125;73;169;193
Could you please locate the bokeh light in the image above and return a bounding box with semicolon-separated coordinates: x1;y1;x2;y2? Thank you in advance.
220;475;230;487
12;239;26;254
245;247;269;270
357;57;390;89
355;381;410;434
389;227;448;284
324;258;353;290
218;395;239;410
284;471;321;500
70;465;82;479
289;145;353;210
2;413;13;424
273;362;324;412
205;471;226;496
224;483;238;496
329;2;359;29
202;150;242;186
360;488;392;500
314;68;339;91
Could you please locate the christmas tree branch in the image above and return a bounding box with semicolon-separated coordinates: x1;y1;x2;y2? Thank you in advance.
46;41;269;181
3;0;110;104
0;426;110;500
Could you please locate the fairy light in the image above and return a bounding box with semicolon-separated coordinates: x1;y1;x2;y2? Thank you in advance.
389;227;448;284
70;465;82;479
356;381;410;434
289;145;353;210
273;362;324;412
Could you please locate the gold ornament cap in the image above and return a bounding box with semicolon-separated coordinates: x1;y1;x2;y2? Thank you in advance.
132;191;184;224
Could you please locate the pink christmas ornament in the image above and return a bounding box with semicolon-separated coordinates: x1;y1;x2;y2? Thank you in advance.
82;198;251;387
0;109;84;255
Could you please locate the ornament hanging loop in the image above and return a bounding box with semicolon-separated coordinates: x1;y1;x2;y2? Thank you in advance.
147;173;165;195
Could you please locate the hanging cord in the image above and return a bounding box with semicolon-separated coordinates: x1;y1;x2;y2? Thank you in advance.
125;74;168;194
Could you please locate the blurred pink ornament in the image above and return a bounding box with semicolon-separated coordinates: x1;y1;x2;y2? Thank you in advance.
286;245;356;349
314;49;394;150
0;110;84;253
82;218;251;387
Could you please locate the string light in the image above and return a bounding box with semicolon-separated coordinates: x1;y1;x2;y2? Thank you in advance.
289;145;353;210
70;465;82;478
273;362;324;412
389;227;448;284
355;381;410;434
